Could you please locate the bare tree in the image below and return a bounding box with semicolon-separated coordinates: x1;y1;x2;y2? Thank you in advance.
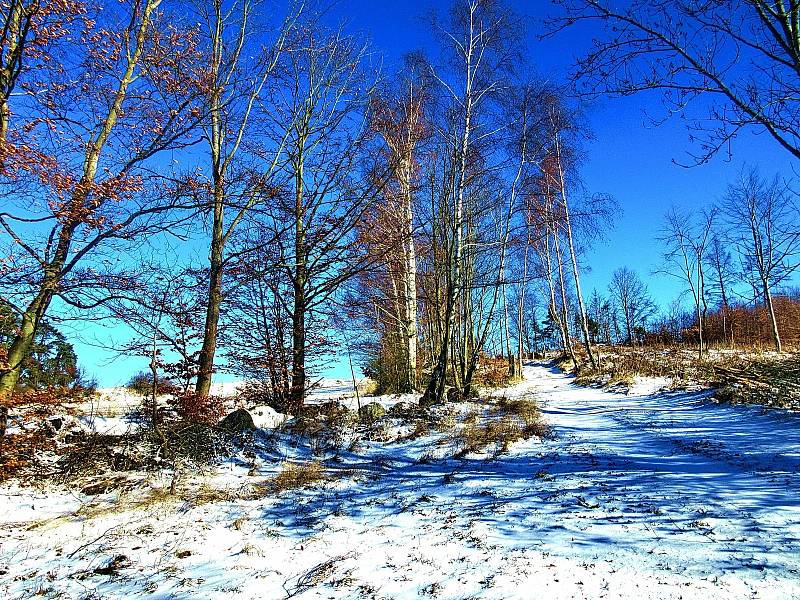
421;0;520;404
0;0;202;403
658;207;716;357
538;92;598;369
722;168;800;352
706;234;737;346
608;266;656;346
193;0;301;397
368;64;431;392
552;1;800;163
526;189;574;364
263;24;383;409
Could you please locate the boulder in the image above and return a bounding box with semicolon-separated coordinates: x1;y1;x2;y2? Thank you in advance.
387;401;421;420
218;408;256;433
358;402;387;424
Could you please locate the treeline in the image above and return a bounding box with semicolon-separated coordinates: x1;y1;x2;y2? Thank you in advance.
2;0;800;421
0;0;610;413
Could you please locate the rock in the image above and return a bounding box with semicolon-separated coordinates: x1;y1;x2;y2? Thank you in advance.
387;401;421;420
249;405;290;429
446;387;462;403
93;554;131;576
218;408;256;433
43;414;88;440
358;402;387;424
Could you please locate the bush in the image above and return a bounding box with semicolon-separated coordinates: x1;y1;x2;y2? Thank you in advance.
170;392;225;424
498;397;551;438
387;401;425;421
126;372;180;396
453;416;524;457
452;396;550;457
472;356;513;389
237;380;292;415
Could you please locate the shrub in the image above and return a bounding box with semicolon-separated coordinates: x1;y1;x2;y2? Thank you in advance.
454;416;524;457
472;356;513;389
126;372;179;396
498;397;551;438
171;392;225;424
237;380;292;415
452;396;550;457
0;430;55;482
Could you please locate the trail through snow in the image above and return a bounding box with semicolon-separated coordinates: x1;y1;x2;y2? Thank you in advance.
1;363;799;599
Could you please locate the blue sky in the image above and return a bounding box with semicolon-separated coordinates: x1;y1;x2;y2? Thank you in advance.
68;0;798;386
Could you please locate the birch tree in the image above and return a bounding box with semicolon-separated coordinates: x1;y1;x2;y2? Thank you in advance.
706;234;737;346
422;0;520;404
368;66;430;392
722;168;800;353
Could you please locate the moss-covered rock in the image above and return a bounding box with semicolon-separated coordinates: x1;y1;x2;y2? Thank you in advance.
358;402;387;424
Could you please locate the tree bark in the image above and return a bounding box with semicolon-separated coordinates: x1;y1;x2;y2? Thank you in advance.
763;279;782;353
290;154;307;410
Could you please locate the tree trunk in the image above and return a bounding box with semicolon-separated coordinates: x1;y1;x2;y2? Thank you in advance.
290;157;307;410
624;304;634;347
0;291;50;401
552;227;576;368
196;176;225;397
149;333;160;431
422;79;471;404
0;0;155;403
763;279;782;353
556;139;596;370
399;150;418;392
516;244;529;376
0;0;34;147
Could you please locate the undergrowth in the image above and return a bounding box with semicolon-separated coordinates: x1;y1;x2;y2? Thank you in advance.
452;396;550;457
561;345;800;411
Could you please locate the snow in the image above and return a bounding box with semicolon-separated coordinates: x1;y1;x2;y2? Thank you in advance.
306;377;415;411
249;405;291;429
2;363;799;599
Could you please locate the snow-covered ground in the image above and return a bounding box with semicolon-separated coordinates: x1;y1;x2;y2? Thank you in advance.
2;363;799;599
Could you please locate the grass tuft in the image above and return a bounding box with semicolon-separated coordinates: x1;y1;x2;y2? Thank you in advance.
266;460;329;493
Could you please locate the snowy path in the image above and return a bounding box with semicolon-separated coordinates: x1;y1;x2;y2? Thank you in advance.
2;364;799;599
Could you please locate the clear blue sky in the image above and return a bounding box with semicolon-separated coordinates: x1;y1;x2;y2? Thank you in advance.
68;0;798;386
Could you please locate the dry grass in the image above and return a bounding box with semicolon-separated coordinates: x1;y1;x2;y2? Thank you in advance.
712;355;800;410
564;345;800;411
430;405;459;432
454;416;525;457
498;397;551;439
472;356;514;389
357;379;379;395
264;460;329;493
452;396;550;457
0;430;55;482
570;346;715;389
